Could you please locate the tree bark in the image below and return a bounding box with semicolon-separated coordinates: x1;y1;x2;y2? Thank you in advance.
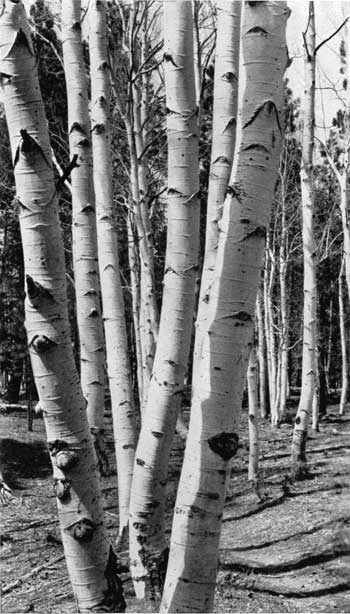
339;257;349;415
291;1;317;480
160;3;289;611
128;0;200;599
61;0;106;465
256;282;267;419
193;0;241;386
248;345;259;484
88;0;137;538
0;2;124;610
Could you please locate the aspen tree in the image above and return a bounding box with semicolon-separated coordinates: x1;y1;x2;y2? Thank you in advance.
0;2;124;610
248;344;259;485
322;20;350;304
109;2;160;409
279;151;289;419
291;1;316;479
88;0;136;538
61;0;106;464
193;0;241;385
256;282;267;418
338;257;348;415
161;3;289;611
129;0;200;598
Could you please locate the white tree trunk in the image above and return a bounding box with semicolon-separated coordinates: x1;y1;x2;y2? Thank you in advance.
61;0;106;464
193;0;241;385
339;258;349;415
0;2;124;610
256;283;267;418
161;3;289;611
291;1;316;479
128;0;200;599
88;0;137;538
279;174;289;419
248;345;259;484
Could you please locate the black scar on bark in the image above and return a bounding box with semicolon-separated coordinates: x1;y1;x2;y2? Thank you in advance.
56;449;79;471
30;335;57;353
208;432;239;461
243;143;269;153
65;518;96;542
213;155;231;166
163;53;178;67
247;26;268;35
69;122;86;135
136;458;145;466
243;100;282;134
91;124;105;135
53;478;71;502
26;275;55;302
48;439;69;455
88;308;99;318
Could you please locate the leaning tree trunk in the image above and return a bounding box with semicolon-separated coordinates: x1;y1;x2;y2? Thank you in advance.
0;2;124;611
128;0;200;599
61;0;106;466
291;1;316;479
193;0;241;386
160;3;289;612
88;0;137;539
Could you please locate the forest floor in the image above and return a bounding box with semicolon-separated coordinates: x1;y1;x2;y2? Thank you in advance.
1;395;350;614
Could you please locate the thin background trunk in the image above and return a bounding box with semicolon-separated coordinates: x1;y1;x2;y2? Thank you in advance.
128;0;200;599
89;0;137;538
61;0;106;461
291;1;317;479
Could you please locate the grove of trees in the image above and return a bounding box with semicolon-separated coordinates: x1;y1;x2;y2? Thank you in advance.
0;0;349;612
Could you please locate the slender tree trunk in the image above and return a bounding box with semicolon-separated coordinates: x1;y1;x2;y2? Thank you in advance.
339;257;349;415
0;2;124;610
291;1;316;479
263;244;272;415
193;0;241;385
129;0;200;599
342;20;350;303
88;0;137;539
279;183;289;420
325;293;333;394
248;345;259;485
256;282;267;419
61;0;106;466
161;4;288;611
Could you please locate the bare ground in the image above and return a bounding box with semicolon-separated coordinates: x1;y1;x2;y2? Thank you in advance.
1;400;349;613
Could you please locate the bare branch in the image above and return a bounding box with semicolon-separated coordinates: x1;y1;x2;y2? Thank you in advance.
314;17;349;55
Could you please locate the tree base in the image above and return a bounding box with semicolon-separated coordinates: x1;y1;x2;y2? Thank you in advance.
290;461;311;481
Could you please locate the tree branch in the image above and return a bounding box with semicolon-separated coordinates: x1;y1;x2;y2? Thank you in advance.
314;17;349;56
